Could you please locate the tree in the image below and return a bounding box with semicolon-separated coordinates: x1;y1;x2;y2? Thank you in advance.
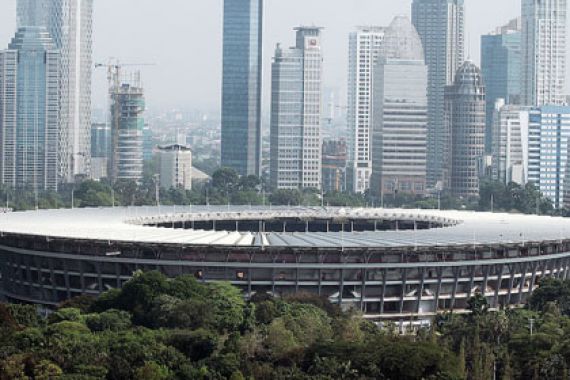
134;362;171;380
212;168;239;195
467;294;489;316
33;360;62;380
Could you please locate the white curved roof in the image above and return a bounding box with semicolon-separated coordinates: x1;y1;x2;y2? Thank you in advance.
0;206;569;249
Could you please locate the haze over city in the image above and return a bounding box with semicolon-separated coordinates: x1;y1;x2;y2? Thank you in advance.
0;0;533;111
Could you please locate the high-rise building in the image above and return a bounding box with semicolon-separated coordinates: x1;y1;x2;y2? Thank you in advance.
109;74;145;183
521;0;567;106
221;0;263;177
528;106;570;209
0;27;60;191
17;0;94;182
270;27;323;190
346;26;385;193
16;0;47;27
412;0;465;188
481;18;522;152
157;144;193;191
491;100;531;185
445;61;486;198
322;139;347;193
370;16;428;197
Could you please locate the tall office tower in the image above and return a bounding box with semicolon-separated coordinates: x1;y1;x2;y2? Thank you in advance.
346;26;385;193
370;16;428;197
221;0;263;177
157;144;193;191
481;18;522;153
412;0;465;188
491;100;531;185
521;0;567;106
17;0;94;182
109;74;146;183
0;27;60;191
270;27;323;190
16;0;47;27
527;106;570;209
445;62;486;198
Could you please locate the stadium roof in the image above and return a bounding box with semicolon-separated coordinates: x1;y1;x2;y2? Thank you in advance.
0;206;569;249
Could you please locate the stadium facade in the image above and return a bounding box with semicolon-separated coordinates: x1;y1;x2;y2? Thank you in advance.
0;206;569;322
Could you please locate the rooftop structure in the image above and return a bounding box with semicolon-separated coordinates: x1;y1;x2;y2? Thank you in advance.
0;206;569;321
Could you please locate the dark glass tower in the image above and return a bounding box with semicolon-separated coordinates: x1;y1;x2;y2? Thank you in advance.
221;0;263;176
412;0;465;188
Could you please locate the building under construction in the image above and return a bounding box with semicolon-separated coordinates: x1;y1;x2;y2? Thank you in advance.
108;71;146;183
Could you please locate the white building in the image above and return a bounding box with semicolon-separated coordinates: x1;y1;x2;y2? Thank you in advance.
491;100;532;185
346;26;385;193
371;16;428;196
528;106;570;209
270;27;323;190
521;0;567;106
158;145;193;191
412;0;465;187
17;0;94;182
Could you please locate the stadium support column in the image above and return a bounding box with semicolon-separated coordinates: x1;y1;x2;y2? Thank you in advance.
517;262;529;304
493;264;505;308
415;267;426;314
506;263;516;304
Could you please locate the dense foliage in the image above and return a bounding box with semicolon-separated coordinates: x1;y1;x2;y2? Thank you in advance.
2;273;570;379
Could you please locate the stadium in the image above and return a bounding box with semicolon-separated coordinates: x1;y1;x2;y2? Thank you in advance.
0;206;569;322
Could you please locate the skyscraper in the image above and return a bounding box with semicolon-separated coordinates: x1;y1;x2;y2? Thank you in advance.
370;16;428;197
481;18;522;152
412;0;465;188
521;0;567;106
221;0;263;177
17;0;94;182
0;27;60;191
445;61;486;198
109;74;146;183
270;27;323;190
16;0;47;27
346;27;385;194
528;106;570;209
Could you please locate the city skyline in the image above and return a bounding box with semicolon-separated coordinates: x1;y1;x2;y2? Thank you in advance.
0;0;533;111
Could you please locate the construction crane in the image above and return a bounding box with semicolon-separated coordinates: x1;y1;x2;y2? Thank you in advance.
94;59;156;93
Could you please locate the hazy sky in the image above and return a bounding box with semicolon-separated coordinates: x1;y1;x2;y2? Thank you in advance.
0;0;557;113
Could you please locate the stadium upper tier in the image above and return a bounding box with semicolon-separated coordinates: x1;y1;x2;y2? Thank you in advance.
0;206;568;249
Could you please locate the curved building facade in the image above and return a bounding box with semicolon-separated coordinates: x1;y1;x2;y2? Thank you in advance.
446;61;486;197
0;206;569;321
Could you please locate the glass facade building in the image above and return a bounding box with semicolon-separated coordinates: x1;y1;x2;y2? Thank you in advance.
481;19;522;153
412;0;465;188
221;0;263;177
0;27;60;191
17;0;94;182
528;106;570;209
